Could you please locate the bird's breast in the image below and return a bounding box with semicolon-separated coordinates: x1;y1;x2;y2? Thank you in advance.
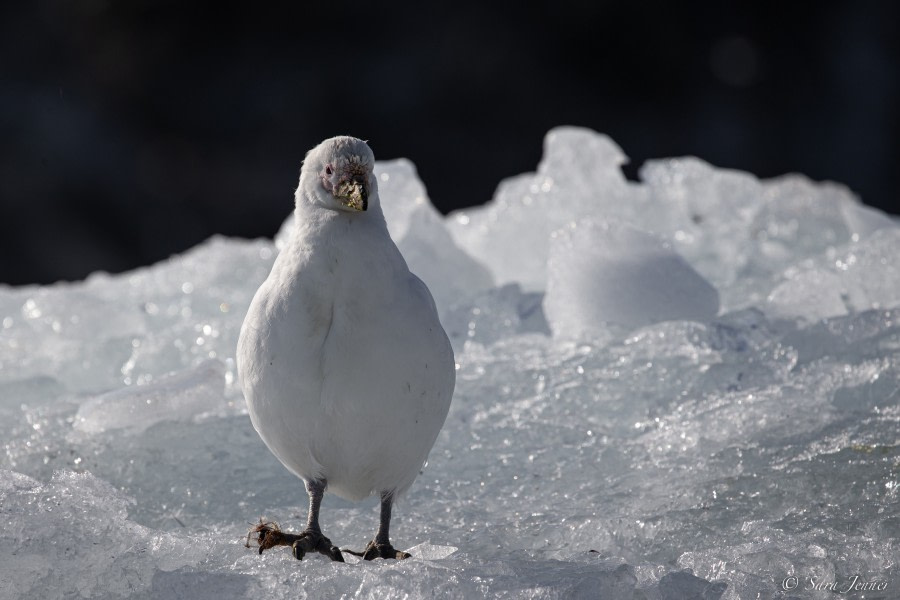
237;218;454;495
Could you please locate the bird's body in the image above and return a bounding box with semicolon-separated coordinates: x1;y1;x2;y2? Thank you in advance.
238;136;454;561
239;197;454;500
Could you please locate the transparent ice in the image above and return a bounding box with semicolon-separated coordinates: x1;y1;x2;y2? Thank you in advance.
2;127;898;599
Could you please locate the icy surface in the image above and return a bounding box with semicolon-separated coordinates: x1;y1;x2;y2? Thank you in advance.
545;219;719;339
2;127;899;599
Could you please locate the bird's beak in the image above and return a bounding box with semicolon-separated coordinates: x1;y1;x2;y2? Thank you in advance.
336;176;368;212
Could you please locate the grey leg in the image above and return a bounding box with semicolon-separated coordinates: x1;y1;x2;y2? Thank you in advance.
344;491;411;560
305;479;326;534
374;490;393;545
248;479;344;562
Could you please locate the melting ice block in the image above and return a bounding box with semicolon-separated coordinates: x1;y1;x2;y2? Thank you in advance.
404;542;458;560
378;159;494;311
766;228;900;321
74;360;226;434
638;157;764;293
441;283;549;351
638;158;894;313
447;126;635;291
544;219;720;340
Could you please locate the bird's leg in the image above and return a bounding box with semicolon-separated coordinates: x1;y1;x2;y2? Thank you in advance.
291;479;344;561
305;478;326;534
343;491;411;560
248;479;344;562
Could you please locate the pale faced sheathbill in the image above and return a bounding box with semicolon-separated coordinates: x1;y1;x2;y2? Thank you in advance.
238;136;455;561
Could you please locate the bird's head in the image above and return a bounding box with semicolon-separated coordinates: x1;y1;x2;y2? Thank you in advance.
299;136;376;213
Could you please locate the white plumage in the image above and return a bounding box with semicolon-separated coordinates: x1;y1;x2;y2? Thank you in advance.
237;136;454;561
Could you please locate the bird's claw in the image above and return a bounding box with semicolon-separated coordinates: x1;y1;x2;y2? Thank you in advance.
291;532;344;562
246;519;344;562
343;540;411;560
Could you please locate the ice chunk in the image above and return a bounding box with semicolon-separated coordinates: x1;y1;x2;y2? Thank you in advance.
766;227;900;320
733;176;889;313
639;156;763;291
73;360;226;434
375;158;438;242
404;542;458;560
395;204;494;313
753;175;855;259
840;196;896;239
376;160;495;311
0;286;146;391
838;227;900;309
780;308;900;367
545;219;720;340
448;126;636;291
637;161;897;315
0;236;273;395
441;283;549;351
765;268;853;321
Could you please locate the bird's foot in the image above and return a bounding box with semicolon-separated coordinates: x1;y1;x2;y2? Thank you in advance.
343;540;411;560
290;530;344;562
246;520;344;562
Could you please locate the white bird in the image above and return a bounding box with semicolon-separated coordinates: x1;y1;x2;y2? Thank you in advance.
237;136;455;562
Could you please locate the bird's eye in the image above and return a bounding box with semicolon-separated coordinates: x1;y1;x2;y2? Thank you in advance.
325;165;333;176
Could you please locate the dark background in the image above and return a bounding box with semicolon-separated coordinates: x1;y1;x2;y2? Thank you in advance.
2;1;897;285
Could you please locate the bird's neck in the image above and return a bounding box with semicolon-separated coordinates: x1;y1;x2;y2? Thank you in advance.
293;196;387;240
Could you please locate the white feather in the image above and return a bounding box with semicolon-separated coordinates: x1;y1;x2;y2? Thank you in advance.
237;137;454;501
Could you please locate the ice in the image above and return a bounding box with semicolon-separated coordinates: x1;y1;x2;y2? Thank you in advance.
441;283;549;352
3;127;900;598
766;227;900;321
765;268;852;321
544;219;720;340
447;127;636;291
638;157;763;291
73;360;227;434
658;571;728;600
403;542;458;560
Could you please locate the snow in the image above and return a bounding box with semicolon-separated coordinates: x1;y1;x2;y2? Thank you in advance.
2;126;899;599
